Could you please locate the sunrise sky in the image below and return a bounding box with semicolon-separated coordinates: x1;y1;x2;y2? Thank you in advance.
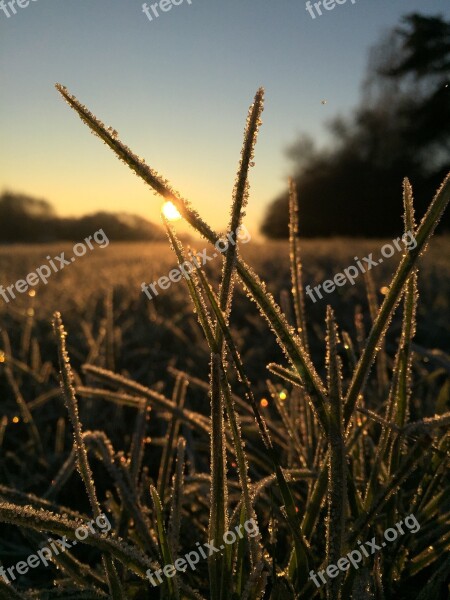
0;0;445;234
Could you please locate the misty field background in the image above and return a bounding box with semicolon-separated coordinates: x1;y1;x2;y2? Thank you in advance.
1;237;449;397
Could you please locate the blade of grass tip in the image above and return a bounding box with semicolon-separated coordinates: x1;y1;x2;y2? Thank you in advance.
150;485;179;600
55;84;328;432
216;88;264;336
157;375;188;502
52;313;125;600
289;179;309;353
210;96;269;574
325;306;347;600
344;171;450;427
193;260;311;587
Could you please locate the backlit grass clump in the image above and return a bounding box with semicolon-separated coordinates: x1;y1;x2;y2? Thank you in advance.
0;86;449;600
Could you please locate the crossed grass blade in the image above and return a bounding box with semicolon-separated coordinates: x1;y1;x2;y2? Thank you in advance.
54;83;329;437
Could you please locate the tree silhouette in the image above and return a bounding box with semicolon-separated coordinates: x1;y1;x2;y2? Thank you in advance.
261;13;450;238
0;191;166;243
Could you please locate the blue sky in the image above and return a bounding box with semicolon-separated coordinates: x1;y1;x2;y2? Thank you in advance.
0;0;446;233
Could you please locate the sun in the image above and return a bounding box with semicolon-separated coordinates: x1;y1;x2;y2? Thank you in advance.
162;201;182;221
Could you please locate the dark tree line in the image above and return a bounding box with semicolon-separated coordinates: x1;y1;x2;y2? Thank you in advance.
262;13;450;238
0;191;166;243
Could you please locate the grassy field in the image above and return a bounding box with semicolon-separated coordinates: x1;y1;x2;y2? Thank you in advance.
0;235;449;599
1;84;450;600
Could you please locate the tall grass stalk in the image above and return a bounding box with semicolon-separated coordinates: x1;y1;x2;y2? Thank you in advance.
52;313;125;600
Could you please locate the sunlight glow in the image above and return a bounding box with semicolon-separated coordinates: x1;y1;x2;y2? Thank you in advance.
162;201;182;221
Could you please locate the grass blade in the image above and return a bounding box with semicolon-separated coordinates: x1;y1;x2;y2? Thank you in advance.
52;313;125;600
